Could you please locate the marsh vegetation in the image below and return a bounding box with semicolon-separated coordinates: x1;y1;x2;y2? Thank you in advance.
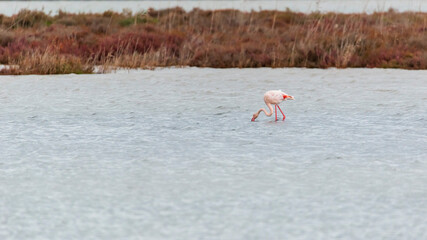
0;8;426;74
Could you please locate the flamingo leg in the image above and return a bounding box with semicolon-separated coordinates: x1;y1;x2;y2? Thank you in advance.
275;105;278;121
277;105;286;121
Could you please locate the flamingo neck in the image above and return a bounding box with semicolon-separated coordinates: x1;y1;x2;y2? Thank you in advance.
258;102;274;117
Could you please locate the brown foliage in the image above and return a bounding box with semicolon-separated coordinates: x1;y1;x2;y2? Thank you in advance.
0;8;426;74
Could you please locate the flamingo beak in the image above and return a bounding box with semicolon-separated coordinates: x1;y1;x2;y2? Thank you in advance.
289;96;295;100
251;117;255;122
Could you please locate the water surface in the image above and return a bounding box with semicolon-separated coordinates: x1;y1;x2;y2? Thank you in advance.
0;68;426;239
1;0;426;16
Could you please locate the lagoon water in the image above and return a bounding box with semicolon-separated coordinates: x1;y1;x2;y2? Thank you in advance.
0;68;426;239
1;0;426;16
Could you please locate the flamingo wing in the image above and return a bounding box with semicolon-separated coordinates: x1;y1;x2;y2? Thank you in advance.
264;90;285;104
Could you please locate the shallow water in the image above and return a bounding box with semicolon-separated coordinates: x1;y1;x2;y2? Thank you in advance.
1;0;426;16
0;68;426;239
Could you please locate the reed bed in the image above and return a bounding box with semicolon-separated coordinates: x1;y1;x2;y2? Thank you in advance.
0;8;426;74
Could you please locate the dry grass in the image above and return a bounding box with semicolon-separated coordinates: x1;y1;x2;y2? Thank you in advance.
0;49;93;75
0;8;426;74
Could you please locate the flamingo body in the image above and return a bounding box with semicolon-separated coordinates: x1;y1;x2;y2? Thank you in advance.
264;90;288;105
251;90;294;121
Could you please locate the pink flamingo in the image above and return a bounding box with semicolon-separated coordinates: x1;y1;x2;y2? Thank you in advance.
251;90;294;121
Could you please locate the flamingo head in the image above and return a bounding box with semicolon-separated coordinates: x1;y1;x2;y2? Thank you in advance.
283;94;295;100
251;112;259;122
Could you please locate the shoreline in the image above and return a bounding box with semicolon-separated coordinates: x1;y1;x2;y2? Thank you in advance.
2;65;426;76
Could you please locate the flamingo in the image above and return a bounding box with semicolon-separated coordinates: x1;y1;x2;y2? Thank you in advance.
251;90;294;122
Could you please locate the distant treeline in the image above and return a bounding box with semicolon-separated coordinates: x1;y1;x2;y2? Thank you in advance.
0;8;426;74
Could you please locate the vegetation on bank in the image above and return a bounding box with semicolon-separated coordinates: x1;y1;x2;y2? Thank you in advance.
0;8;426;74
